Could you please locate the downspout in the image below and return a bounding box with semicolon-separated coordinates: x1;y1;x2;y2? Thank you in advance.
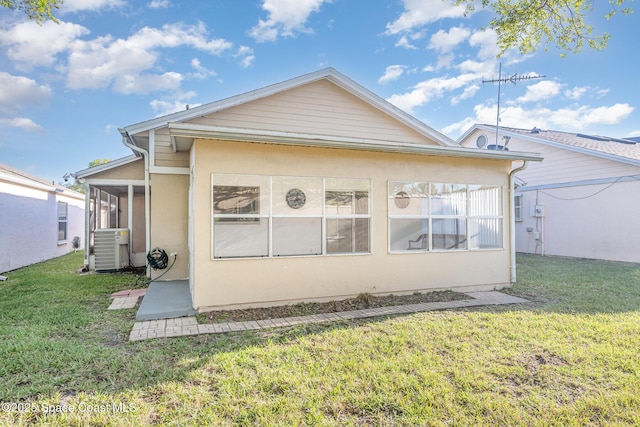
83;179;90;271
121;131;151;277
509;160;528;283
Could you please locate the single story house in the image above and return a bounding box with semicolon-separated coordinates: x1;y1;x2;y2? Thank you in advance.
458;125;640;263
76;68;541;312
0;163;84;273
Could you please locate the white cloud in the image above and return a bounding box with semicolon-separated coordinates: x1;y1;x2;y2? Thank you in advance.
385;0;467;35
516;80;562;103
451;84;480;105
235;46;255;68
190;58;217;79
387;73;478;113
113;72;183;94
0;20;233;95
250;0;330;42
456;59;494;75
148;0;170;9
65;22;233;93
61;0;125;13
150;91;199;116
0;117;44;133
468;29;500;60
429;26;470;53
0;72;52;114
564;86;588;100
443;102;634;138
0;20;89;69
395;35;417;50
378;65;406;84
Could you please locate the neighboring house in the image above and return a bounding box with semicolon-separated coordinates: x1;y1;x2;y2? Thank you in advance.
0;163;85;273
76;68;541;312
459;125;640;263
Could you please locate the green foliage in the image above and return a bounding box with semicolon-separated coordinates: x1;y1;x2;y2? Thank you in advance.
88;158;112;168
454;0;634;56
0;0;62;24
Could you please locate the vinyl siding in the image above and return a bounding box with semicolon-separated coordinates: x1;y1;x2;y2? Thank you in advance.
154;128;190;168
187;80;438;145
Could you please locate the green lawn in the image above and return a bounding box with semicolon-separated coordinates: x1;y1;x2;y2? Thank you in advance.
1;252;639;426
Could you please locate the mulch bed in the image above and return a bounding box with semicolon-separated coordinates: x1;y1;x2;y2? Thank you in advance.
204;290;471;323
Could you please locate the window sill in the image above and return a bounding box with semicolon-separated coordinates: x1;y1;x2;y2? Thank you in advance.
57;240;68;246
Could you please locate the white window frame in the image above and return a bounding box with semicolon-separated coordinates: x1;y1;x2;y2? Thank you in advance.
324;178;371;255
514;194;523;222
388;181;504;254
388;181;430;252
57;201;68;244
211;174;372;260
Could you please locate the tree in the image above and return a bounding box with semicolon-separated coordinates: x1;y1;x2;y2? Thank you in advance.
60;159;112;193
453;0;633;56
88;158;112;168
0;0;62;24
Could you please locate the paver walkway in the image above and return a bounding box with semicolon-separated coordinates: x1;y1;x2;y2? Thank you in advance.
107;289;147;310
127;291;529;342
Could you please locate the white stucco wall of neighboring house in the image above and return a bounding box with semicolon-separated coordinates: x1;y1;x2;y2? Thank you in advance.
515;180;640;263
0;168;85;273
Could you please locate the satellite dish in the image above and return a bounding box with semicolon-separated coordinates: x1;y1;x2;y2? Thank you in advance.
476;134;488;149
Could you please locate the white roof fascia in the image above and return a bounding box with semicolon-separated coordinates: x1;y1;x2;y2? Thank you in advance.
0;171;84;200
120;68;457;147
168;122;542;162
0;171;55;192
467;124;640;167
75;155;141;178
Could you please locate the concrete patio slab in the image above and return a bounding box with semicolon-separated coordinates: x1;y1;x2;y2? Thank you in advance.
135;280;196;321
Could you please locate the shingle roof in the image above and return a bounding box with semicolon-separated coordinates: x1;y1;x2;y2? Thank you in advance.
500;126;640;162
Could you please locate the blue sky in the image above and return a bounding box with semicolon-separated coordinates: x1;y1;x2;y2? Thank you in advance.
1;0;638;182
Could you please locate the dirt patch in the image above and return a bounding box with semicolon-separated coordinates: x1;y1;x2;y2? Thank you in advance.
204;290;471;323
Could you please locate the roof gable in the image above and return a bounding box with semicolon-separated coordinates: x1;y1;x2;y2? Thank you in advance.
122;68;457;147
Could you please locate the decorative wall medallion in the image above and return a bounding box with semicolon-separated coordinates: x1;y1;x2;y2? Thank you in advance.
286;188;306;209
394;191;410;209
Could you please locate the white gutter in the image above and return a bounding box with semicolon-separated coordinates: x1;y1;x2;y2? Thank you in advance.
168;123;543;162
509;160;529;283
121;131;151;277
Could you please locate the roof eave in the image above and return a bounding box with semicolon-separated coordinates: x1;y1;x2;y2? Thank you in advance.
168;123;543;162
75;155;141;178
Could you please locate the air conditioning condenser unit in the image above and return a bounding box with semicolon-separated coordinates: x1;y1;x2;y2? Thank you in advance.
94;228;130;271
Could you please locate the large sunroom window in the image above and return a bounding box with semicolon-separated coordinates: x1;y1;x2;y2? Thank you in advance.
272;176;323;256
388;181;503;253
468;185;503;249
325;178;371;254
388;182;429;252
212;174;371;259
213;174;269;258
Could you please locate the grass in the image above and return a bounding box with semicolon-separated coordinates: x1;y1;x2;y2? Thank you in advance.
0;252;639;426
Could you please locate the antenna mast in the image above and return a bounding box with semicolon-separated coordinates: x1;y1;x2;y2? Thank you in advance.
483;63;545;146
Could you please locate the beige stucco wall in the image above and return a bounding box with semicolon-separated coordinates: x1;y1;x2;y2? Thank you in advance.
149;173;189;280
190;139;515;311
118;194;146;254
84;158;144;180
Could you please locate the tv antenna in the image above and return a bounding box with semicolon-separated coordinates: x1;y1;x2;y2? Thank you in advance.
483;63;545;147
